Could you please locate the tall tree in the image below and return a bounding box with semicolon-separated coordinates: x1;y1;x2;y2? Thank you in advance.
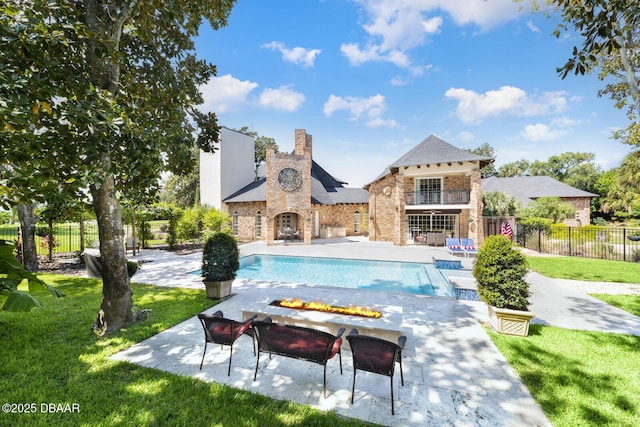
601;150;640;217
1;1;235;333
466;143;497;178
536;0;640;145
234;126;278;180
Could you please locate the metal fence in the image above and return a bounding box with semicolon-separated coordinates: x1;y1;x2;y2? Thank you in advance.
516;223;640;263
0;222;171;257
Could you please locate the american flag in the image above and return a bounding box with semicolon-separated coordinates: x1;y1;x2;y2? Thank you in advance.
501;221;513;239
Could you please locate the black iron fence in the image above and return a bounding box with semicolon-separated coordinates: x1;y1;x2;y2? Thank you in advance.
516;223;640;263
0;222;171;257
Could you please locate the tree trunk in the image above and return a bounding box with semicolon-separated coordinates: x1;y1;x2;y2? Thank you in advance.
16;203;38;272
90;157;135;335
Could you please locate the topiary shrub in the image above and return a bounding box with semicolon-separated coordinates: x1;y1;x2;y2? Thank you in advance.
473;234;530;311
201;232;239;282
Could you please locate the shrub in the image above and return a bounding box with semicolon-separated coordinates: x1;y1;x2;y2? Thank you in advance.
202;207;231;234
201;232;239;282
177;207;204;241
473;235;530;311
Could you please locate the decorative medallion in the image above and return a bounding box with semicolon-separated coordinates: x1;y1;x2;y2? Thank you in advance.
382;185;392;196
277;167;302;191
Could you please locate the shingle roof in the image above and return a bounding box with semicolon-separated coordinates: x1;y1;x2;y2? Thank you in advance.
481;176;598;206
223;163;368;205
366;134;493;187
389;135;493;168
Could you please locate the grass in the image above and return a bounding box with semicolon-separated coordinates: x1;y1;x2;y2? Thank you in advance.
589;294;640;317
526;256;640;284
0;275;368;427
488;325;640;427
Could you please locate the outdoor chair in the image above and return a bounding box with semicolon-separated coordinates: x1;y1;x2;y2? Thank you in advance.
197;311;257;375
346;329;407;415
460;238;478;256
446;238;466;257
426;233;437;246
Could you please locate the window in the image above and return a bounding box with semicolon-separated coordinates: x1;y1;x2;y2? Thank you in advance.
255;211;262;238
406;213;458;240
354;211;361;233
232;212;239;236
415;178;442;204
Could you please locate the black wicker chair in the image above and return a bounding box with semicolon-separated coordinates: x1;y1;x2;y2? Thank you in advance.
346;329;407;415
197;310;257;375
252;317;344;397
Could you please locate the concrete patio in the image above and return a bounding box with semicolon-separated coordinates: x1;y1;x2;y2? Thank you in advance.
112;237;601;426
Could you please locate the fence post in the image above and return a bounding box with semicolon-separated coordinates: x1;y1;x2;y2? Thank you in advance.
568;226;572;257
623;228;627;262
537;226;541;253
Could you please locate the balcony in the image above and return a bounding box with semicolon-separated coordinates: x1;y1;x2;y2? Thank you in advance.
405;189;470;206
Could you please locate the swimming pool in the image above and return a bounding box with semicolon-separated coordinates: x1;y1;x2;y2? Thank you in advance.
235;254;456;297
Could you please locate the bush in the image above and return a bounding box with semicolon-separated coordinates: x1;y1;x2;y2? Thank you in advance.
473;235;530;311
177;207;204;241
201;232;239;282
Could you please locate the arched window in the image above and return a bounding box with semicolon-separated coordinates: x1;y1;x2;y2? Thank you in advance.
354;211;361;233
232;212;239;236
255;211;262;238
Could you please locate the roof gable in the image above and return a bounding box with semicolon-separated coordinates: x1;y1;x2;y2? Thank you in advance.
389;134;493;168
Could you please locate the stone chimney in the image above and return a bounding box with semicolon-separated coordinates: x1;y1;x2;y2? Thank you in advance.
294;129;312;156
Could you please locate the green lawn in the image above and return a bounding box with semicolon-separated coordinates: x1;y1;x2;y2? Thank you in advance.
488;325;640;427
0;275;368;427
526;256;640;283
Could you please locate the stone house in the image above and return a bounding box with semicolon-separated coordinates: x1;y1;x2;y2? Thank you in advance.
365;135;494;246
201;129;369;244
481;176;597;226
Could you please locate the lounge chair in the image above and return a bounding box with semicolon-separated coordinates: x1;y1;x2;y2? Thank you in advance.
346;329;406;415
460;238;478;256
446;238;466;257
197;311;257;375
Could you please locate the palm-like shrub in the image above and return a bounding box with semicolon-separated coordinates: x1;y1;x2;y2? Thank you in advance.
473;235;530;311
201;232;239;282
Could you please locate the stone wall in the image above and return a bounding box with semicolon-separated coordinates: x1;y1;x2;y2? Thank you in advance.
314;204;369;236
561;197;592;227
266;130;313;244
227;201;267;241
368;172;403;243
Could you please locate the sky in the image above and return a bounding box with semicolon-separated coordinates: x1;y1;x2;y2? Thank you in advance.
194;0;632;188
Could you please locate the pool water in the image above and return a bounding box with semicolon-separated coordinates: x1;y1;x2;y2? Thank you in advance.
235;254;456;297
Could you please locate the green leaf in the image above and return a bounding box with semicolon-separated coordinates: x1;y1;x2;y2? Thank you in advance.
2;290;43;312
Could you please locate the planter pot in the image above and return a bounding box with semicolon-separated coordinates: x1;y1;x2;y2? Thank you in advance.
487;305;534;337
203;279;233;299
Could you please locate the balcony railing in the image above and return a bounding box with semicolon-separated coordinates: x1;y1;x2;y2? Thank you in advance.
405;189;470;205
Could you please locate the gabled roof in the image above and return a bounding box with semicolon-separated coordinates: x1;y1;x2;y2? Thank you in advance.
481;176;598;206
366;134;493;187
390;135;493;168
223;163;368;205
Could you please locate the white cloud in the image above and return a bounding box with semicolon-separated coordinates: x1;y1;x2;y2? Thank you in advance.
457;131;475;142
520;123;569;141
551;116;580;128
444;86;570;124
258;86;305;111
199;75;305;113
340;43;409;67
526;20;540;33
262;41;321;67
323;94;398;128
343;0;522;67
199;74;258;113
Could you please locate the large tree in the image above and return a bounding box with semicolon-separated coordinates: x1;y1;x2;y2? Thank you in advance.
234;126;279;180
535;0;640;146
1;1;235;333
